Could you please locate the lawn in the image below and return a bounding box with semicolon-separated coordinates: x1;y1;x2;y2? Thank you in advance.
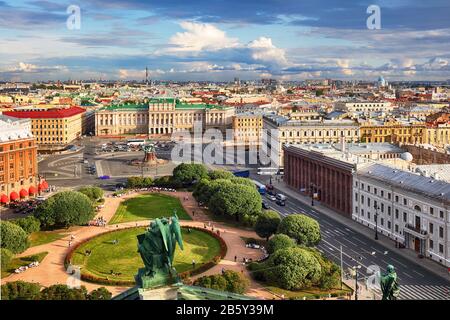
71;227;221;283
1;252;48;278
109;193;191;224
29;230;67;247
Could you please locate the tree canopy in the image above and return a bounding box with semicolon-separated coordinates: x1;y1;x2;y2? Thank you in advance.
194;270;249;294
277;214;321;246
34;191;95;229
12;216;40;234
267;233;296;254
0;221;29;254
172;163;209;185
255;210;281;240
78;186;104;201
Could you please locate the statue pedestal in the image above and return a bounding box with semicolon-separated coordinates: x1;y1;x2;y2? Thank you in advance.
135;267;179;289
138;286;179;300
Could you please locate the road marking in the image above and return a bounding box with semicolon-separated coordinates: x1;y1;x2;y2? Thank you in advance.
412;270;425;277
403;272;413;279
352;237;367;246
389;257;407;268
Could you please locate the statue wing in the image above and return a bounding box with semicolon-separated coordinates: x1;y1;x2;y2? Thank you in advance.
172;214;184;250
156;218;169;252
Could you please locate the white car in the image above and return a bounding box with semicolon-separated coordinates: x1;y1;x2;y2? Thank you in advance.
266;194;276;201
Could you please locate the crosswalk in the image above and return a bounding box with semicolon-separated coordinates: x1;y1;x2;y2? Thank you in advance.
399;285;450;300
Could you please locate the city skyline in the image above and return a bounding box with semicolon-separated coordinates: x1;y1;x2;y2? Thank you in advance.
0;0;449;82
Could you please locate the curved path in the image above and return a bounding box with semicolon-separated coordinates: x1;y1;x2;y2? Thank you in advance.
2;191;276;299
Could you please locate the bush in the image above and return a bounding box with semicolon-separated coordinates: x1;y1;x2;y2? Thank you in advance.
172;163;209;185
1;248;13;269
126;177;153;188
263;247;322;290
87;287;112;300
255;210;281;240
0;281;41;300
153;175;181;189
267;234;296;254
304;247;341;290
194;270;249;294
40;284;88;300
0;221;29;254
12;216;40;234
277;214;321;247
34;191;95;229
78;186;104;201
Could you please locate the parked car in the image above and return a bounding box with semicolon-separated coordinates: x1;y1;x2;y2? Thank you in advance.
276;199;286;206
266;194;276;201
262;201;270;209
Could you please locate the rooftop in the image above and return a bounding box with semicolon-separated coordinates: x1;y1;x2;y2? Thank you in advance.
358;163;450;202
3;106;86;119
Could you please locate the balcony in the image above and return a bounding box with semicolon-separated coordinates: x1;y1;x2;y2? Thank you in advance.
403;224;428;239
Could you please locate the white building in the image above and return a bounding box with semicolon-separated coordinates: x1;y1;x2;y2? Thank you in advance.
353;163;450;267
335;101;393;113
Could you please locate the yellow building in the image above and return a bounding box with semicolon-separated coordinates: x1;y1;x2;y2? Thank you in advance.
232;113;263;146
95;98;235;136
360;120;426;144
3;106;86;151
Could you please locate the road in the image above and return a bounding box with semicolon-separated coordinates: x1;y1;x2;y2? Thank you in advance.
251;173;450;300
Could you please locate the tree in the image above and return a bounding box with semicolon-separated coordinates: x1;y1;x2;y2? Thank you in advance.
277;214;321;246
255;210;281;240
1;248;13;270
34;191;95;229
193;178;232;204
208;183;262;222
172;163;209;185
12;216;40;234
40;284;88;300
1;281;41;300
230;177;255;188
78;186;104;201
87;287;112;300
264;247;322;290
0;221;29;254
267;234;296;254
208;170;235;180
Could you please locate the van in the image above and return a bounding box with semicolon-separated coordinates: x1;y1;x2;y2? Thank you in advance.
36;196;46;201
276;193;287;201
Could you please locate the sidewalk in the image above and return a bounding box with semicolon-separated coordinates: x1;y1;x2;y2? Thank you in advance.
272;179;450;284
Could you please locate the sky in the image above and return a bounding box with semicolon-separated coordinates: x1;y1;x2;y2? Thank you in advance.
0;0;449;82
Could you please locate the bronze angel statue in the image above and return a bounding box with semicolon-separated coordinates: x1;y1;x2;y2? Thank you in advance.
135;214;184;288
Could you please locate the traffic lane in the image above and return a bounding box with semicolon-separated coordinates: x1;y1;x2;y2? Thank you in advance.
265;190;449;287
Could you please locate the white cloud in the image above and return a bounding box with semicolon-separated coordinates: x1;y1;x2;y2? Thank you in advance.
247;37;288;68
167;21;239;53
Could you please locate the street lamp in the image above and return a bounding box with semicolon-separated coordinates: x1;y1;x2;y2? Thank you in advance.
353;265;362;300
310;182;315;206
374;204;380;240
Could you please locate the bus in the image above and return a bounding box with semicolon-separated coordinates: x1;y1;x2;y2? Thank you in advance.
127;139;146;146
252;180;267;195
257;167;284;176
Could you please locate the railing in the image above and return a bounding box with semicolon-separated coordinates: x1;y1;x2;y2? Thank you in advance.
404;223;428;236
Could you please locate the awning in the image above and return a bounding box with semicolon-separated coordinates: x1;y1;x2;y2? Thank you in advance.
39;180;49;191
10;191;19;201
29;186;38;195
0;194;8;203
20;188;28;198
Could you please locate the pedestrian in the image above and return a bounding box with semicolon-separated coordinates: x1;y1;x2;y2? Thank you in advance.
68;241;72;247
234;255;237;262
192;210;195;217
221;268;225;274
192;259;196;269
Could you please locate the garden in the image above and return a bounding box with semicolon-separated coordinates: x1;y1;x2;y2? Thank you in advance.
68;226;224;285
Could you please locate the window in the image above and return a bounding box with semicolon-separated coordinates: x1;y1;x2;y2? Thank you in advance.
430;207;434;215
439;244;444;254
388;193;391;200
361;209;364;217
403;212;407;222
429;223;434;234
439;211;444;219
403;198;408;206
429;239;434;250
439;227;444;238
388;221;391;229
395;195;399;203
395;224;399;232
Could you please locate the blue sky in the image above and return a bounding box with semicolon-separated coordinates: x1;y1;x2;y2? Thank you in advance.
0;0;449;81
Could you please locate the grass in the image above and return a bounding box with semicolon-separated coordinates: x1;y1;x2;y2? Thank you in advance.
109;193;191;224
265;283;353;300
29;230;67;247
71;227;221;283
1;252;48;278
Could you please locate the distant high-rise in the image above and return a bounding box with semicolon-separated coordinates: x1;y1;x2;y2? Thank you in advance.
145;67;149;85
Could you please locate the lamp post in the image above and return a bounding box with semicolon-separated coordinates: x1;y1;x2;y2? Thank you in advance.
374;204;380;240
310;182;315;206
353;265;361;300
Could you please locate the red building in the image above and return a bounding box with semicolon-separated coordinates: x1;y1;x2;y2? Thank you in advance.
283;144;355;218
